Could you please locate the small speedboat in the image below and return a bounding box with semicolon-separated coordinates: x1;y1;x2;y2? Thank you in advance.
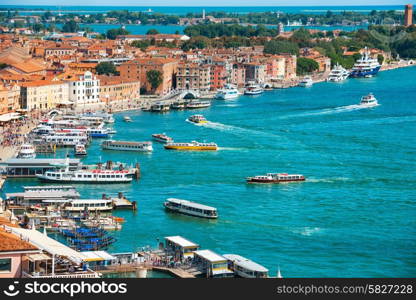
152;133;173;143
359;93;378;107
187;114;207;124
123;116;132;122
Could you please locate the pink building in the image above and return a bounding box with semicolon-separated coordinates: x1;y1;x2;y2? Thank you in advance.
0;226;40;278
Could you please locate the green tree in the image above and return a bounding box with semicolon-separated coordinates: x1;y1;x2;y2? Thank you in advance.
264;40;299;55
296;57;319;75
106;28;130;40
146;29;159;35
146;70;163;93
62;20;80;33
131;40;151;50
96;62;118;75
377;54;384;65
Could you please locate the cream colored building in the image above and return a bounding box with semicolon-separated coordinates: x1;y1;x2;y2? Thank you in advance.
20;80;69;111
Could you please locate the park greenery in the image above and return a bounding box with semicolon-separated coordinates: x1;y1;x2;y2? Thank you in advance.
146;70;163;92
96;62;119;76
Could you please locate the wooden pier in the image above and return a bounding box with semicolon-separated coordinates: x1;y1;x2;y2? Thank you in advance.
97;263;196;278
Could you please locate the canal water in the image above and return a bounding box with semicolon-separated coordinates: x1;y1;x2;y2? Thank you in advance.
3;66;416;277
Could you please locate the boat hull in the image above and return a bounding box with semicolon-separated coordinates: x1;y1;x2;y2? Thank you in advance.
247;178;305;184
164;205;217;219
36;176;133;183
164;145;217;151
349;66;380;78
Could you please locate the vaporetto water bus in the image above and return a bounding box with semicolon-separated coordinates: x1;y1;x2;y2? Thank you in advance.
102;140;153;152
62;199;114;213
42;132;89;146
164;198;218;219
246;173;305;183
164;141;218;151
185;100;211;109
35;158;139;183
223;254;269;278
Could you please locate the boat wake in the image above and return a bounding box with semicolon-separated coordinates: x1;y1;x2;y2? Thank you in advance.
282;104;380;119
217;147;248;151
292;227;322;236
196;121;282;139
306;177;350;183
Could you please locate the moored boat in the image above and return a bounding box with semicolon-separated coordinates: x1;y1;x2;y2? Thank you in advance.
123;116;132;122
74;144;87;156
164;141;218;151
327;63;350;82
187;114;207;124
298;76;313;87
185;100;211;109
246;173;305;183
349;47;381;78
102;140;153;152
151;102;170;112
171;101;186;110
244;83;264;95
17;144;36;159
152;133;173;143
215;84;240;100
164;198;218;219
223;254;269;278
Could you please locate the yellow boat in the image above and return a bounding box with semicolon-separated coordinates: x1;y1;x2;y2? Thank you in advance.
188;114;208;124
164;141;218;151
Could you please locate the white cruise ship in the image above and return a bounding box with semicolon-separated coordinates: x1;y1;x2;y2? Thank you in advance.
215;84;240;100
327;63;350;82
102;140;153;152
350;48;381;78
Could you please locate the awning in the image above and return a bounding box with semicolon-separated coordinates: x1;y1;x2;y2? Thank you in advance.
8;227;87;264
81;251;116;262
27;253;52;262
57;101;75;106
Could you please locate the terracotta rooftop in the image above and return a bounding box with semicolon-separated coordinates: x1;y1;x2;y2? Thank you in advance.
0;218;38;252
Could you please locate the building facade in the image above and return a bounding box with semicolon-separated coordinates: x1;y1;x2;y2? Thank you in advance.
67;71;101;107
20;80;69;111
98;75;140;106
176;63;211;92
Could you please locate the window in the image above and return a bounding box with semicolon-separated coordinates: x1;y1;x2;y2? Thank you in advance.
0;258;12;273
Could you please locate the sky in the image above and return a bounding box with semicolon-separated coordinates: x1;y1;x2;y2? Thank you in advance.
0;0;413;7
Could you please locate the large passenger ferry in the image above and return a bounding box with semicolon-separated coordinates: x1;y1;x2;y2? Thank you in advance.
102;140;153;152
349;48;381;78
164;198;218;219
36;158;138;183
246;173;305;183
42;132;89;146
164;141;218;151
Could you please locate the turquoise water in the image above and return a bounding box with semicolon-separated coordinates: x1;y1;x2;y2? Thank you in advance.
3;66;416;277
0;5;404;15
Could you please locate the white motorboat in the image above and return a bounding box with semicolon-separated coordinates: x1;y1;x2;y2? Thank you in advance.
17;144;36;159
359;93;378;107
215;84;240;100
